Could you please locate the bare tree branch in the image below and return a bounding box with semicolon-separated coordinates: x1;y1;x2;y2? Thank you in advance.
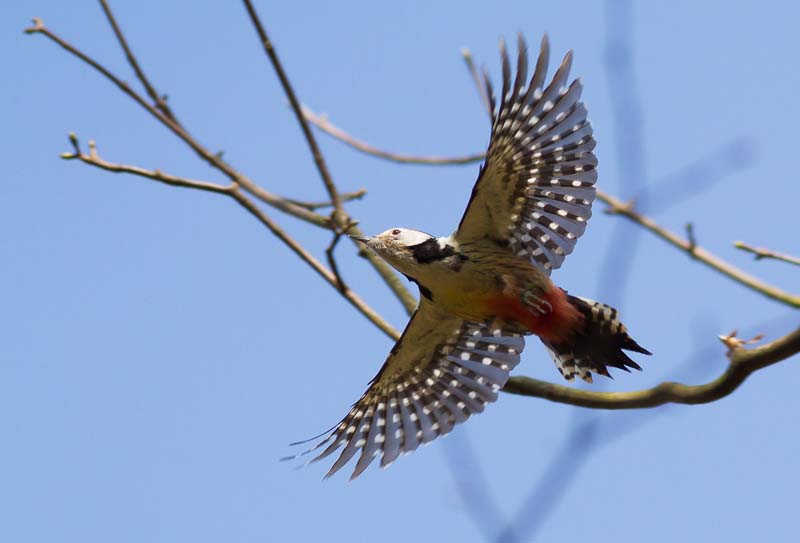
503;326;800;407
61;134;402;340
26;12;418;318
302;105;486;165
62;134;234;195
286;189;367;211
24;18;331;230
97;0;177;122
734;241;800;267
241;0;344;224
599;192;800;308
241;1;419;313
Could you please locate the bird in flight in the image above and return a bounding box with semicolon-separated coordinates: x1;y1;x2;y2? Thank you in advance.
289;35;650;479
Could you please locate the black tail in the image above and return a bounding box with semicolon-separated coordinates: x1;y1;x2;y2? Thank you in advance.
541;295;651;383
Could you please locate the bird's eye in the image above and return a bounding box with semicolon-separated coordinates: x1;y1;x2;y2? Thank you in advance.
391;229;401;236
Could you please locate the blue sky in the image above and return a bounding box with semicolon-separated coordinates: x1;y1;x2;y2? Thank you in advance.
2;1;798;541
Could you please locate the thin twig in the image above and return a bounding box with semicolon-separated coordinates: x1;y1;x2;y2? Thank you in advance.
62;134;401;340
734;241;800;267
326;230;349;294
286;189;367;211
504;326;800;407
61;133;234;194
97;0;176;121
241;0;344;225
302;105;486;165
598;191;800;308
461;48;493;120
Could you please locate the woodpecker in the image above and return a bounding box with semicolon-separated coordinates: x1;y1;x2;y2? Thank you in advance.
290;35;650;479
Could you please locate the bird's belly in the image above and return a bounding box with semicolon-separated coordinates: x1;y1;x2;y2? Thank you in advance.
424;264;578;342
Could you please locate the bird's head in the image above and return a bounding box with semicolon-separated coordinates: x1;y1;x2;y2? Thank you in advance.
351;228;455;278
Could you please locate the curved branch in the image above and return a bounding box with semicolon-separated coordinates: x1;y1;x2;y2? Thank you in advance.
503;326;800;408
302;105;486;165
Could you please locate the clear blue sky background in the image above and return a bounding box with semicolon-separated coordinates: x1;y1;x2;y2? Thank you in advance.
3;1;798;542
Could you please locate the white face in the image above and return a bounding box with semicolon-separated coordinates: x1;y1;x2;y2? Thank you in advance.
363;228;434;274
375;228;432;247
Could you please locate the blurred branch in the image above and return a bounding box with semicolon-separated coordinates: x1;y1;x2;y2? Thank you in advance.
735;241;800;267
302;105;486;165
461;48;494;120
636;138;756;214
60;134;401;340
504;325;800;408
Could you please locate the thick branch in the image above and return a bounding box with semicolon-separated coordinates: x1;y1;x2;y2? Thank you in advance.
504;326;800;408
734;241;800;267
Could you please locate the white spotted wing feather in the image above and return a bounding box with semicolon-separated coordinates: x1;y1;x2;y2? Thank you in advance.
286;299;524;479
456;35;597;274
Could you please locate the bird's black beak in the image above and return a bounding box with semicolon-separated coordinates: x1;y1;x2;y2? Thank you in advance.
349;235;370;243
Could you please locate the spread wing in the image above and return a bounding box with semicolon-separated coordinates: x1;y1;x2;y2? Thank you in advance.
455;35;597;274
288;298;524;480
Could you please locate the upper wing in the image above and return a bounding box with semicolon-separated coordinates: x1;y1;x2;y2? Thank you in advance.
455;35;597;274
292;298;525;480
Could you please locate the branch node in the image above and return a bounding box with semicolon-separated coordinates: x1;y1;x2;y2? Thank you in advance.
604;198;636;215
67;132;80;154
686;222;698;259
24;17;44;34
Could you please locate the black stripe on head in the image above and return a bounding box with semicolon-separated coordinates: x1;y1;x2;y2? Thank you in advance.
410;238;457;264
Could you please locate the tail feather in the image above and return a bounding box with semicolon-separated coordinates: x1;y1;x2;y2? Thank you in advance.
542;295;650;383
